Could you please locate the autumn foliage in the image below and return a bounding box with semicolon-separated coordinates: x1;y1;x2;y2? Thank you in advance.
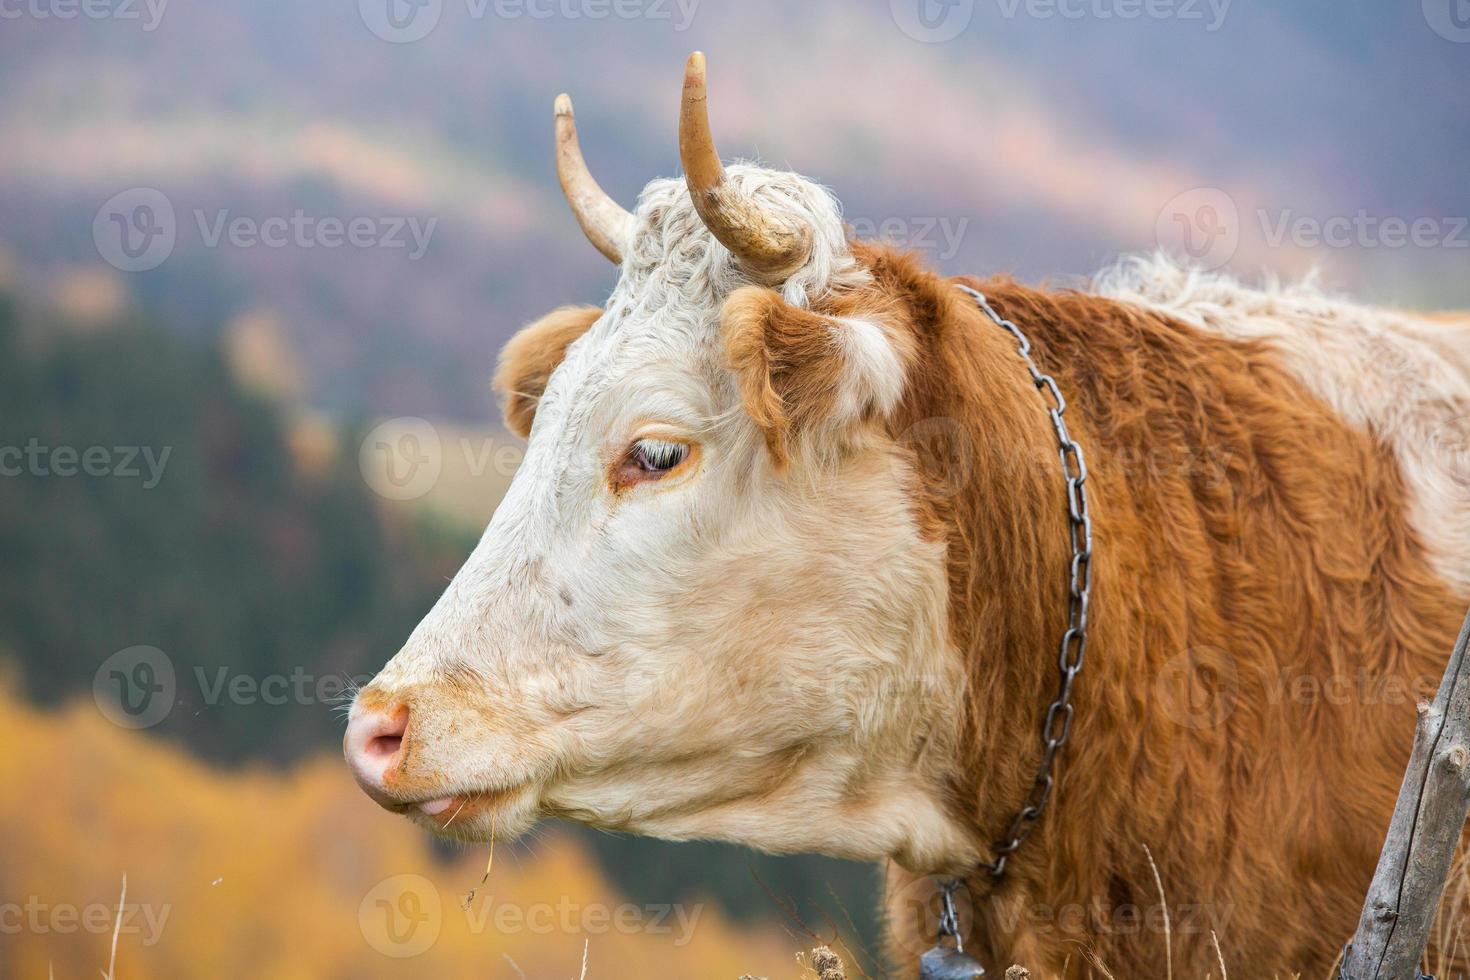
0;684;803;978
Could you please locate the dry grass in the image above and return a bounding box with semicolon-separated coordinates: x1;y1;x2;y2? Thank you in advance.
740;944;847;980
1142;843;1173;980
104;874;126;980
1209;931;1229;980
1426;852;1470;979
975;846;1469;980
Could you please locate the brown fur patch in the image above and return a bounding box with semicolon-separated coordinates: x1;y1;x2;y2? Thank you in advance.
492;305;602;438
719;284;915;466
814;242;1468;978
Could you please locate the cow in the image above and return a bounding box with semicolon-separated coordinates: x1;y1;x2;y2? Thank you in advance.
344;52;1470;977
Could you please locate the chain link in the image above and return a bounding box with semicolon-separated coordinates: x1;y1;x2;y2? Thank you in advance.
937;878;966;953
953;283;1095;882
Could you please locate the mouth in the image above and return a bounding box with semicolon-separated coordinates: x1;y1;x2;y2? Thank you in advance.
396;783;533;837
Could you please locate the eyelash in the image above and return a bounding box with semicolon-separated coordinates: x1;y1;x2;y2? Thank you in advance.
628;438;690;474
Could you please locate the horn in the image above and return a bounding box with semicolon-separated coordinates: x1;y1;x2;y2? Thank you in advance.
679;52;813;283
555;93;635;264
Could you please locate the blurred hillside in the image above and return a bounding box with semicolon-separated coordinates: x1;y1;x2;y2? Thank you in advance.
0;684;837;979
0;286;467;763
1;0;1466;421
0;278;885;957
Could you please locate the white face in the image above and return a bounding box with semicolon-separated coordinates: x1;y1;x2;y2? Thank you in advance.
349;168;978;874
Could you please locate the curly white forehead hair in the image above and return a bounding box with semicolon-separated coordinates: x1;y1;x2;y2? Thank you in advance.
556;51;871;322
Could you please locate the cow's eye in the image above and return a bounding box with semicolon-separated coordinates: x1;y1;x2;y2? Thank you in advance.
628;438;690;474
611;437;696;492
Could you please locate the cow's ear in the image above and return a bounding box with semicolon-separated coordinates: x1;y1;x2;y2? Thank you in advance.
493;305;603;438
720;286;913;467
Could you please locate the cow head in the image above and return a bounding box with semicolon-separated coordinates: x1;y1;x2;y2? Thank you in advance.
345;53;979;875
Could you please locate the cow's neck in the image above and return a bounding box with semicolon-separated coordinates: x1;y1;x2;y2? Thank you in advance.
863;252;1079;855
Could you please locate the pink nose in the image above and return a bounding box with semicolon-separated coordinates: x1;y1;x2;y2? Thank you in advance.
344;704;409;806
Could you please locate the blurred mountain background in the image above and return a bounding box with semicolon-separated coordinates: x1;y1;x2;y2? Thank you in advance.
2;0;1466;419
0;0;1466;973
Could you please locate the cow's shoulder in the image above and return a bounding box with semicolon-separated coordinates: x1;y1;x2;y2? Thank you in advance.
1095;254;1470;595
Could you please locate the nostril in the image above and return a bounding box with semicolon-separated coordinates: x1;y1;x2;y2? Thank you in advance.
345;703;411;799
367;733;403;759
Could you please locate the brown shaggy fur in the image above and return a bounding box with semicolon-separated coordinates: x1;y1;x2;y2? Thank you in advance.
831;242;1466;978
720;284;917;466
498;247;1468;977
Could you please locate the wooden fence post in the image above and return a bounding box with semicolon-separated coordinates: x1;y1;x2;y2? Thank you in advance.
1340;607;1470;979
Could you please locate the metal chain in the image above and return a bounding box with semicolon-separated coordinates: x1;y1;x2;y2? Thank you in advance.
937;878;966;953
954;283;1095;882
